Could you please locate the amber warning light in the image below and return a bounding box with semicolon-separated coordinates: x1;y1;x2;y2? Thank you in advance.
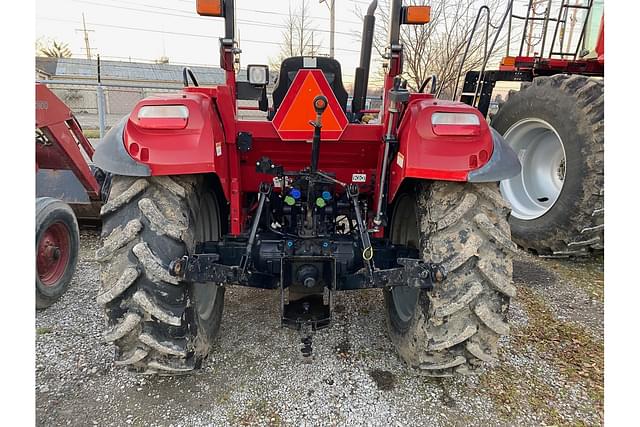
197;0;224;17
402;6;431;25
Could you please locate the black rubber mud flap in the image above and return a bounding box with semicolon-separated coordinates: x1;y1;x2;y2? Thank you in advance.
93;115;151;177
467;128;521;183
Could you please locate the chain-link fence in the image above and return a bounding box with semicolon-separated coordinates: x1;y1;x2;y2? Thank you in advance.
37;80;185;136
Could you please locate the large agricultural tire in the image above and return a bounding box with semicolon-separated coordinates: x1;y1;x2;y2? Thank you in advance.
36;197;80;309
384;181;515;377
492;74;604;256
96;175;225;374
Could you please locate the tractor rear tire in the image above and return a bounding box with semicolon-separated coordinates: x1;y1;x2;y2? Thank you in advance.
96;175;225;374
491;74;604;256
36;197;80;309
385;181;515;376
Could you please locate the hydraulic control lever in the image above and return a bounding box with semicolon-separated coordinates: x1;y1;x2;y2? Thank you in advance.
309;95;328;174
373;76;409;230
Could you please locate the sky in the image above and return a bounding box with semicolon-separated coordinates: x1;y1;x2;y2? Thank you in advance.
35;0;378;85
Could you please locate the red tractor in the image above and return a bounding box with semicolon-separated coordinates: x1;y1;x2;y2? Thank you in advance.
93;0;520;376
459;0;604;257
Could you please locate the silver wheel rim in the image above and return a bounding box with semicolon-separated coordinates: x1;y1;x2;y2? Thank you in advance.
500;118;566;220
390;194;420;323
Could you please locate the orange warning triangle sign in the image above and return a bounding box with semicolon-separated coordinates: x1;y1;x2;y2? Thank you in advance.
272;69;348;141
279;72;342;132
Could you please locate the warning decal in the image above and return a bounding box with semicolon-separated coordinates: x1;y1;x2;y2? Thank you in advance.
272;69;348;141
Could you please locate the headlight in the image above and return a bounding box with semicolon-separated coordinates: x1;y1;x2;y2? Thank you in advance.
247;65;269;86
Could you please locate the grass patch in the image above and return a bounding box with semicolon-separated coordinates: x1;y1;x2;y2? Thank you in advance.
545;256;604;303
480;285;604;424
480;364;562;425
82;129;101;139
36;327;53;335
515;287;604;412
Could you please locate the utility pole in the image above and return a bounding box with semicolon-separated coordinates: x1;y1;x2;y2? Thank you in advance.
311;31;316;56
329;0;335;58
76;13;95;59
320;0;335;58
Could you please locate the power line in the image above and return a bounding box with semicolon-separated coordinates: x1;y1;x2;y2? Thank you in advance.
71;0;359;37
172;0;362;25
37;16;362;53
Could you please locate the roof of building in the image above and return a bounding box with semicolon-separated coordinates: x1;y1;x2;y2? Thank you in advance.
35;57;226;85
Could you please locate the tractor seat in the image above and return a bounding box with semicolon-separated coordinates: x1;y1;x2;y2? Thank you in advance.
270;56;349;119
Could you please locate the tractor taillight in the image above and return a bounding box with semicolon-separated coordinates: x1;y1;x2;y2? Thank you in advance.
431;112;480;136
137;105;189;129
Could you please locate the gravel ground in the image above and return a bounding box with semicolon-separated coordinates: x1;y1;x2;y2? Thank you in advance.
36;229;604;426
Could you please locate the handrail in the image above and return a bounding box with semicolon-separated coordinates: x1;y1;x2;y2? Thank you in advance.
450;6;490;101
475;0;515;104
450;1;515;105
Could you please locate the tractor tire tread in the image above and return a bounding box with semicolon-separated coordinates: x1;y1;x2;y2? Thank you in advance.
492;74;604;258
386;182;513;376
97;175;200;373
492;74;603;256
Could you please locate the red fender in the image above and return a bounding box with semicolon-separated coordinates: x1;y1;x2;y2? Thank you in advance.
112;89;231;202
125;91;224;174
387;95;493;202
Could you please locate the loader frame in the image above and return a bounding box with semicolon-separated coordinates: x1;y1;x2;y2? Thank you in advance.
36;83;104;219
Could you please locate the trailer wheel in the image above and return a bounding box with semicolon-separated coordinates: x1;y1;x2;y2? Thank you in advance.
96;175;225;374
36;197;80;309
491;74;604;256
385;181;514;376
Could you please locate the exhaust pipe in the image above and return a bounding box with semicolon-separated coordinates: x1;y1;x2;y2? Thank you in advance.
351;0;378;116
224;0;235;40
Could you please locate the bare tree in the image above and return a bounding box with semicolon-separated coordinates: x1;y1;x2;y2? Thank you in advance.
270;0;318;71
37;39;73;58
364;0;508;97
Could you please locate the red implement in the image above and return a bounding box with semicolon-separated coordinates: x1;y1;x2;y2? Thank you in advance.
36;83;101;201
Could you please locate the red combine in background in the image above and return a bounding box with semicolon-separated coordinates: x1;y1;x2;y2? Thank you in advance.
459;0;604;257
